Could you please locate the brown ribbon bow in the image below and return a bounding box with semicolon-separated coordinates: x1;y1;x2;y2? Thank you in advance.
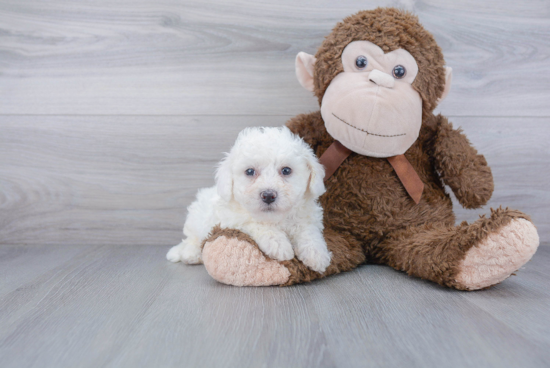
318;141;424;204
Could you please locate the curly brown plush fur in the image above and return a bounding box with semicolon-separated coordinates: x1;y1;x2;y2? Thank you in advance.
200;8;539;289
281;109;499;287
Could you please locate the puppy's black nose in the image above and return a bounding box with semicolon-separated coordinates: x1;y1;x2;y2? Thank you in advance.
260;190;277;204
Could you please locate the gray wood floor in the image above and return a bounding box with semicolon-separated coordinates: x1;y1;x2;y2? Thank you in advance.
0;244;549;368
1;0;549;367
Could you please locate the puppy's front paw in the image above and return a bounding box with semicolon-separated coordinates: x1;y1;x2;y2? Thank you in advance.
297;246;332;274
257;232;294;261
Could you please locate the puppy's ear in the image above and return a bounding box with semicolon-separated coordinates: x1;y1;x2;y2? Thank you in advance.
215;155;233;201
305;150;326;199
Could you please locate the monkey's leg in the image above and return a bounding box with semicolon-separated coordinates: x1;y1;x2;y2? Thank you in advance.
375;208;539;290
201;226;365;286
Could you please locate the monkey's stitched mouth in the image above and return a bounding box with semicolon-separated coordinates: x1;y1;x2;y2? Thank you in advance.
332;113;406;138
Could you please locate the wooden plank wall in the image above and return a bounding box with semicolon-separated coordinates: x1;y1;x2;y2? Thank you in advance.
1;0;549;246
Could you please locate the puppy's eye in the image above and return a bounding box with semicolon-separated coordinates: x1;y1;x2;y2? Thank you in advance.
245;168;255;176
355;55;368;69
281;167;292;176
392;65;406;79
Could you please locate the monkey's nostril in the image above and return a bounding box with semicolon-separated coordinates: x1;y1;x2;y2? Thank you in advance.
260;190;277;204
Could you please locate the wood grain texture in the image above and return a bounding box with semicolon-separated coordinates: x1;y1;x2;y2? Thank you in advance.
0;244;549;368
0;0;549;116
1;115;548;245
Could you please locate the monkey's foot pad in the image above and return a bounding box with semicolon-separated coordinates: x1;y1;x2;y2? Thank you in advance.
456;218;539;290
202;236;290;286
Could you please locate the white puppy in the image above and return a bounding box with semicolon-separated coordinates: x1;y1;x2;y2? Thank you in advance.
166;126;332;273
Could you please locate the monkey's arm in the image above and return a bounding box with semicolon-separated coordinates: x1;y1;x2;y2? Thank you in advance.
432;115;494;209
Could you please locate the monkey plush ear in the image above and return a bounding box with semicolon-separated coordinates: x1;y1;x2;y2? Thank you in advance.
215;155;233;202
295;52;316;92
437;67;453;104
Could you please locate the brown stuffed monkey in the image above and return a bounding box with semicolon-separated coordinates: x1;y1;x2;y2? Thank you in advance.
199;7;540;290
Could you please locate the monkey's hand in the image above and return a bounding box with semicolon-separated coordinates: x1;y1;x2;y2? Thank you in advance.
433;115;494;209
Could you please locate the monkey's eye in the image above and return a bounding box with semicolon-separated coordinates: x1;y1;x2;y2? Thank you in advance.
355;55;368;69
392;65;406;79
281;167;292;176
245;168;255;176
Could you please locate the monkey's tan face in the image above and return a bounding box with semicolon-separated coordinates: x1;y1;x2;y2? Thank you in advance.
320;41;422;158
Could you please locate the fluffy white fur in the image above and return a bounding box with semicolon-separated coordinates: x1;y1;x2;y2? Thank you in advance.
167;126;332;273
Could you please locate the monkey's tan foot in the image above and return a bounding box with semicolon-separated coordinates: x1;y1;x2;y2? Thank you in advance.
201;227;291;286
201;226;365;286
455;212;539;290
